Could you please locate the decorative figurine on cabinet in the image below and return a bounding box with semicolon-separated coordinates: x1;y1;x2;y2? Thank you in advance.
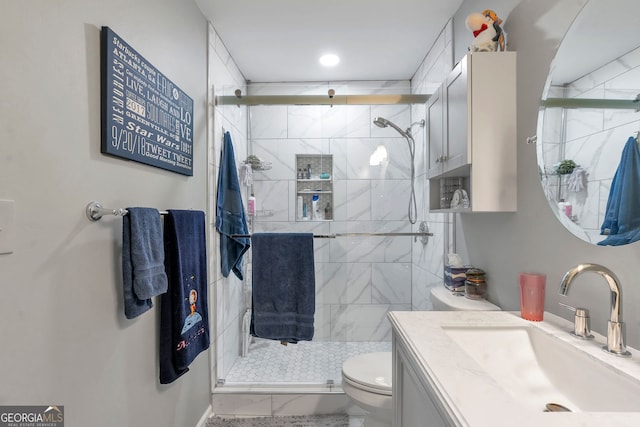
465;9;506;52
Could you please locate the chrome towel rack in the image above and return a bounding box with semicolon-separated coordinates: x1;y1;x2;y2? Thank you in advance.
230;232;433;239
231;221;433;245
85;201;168;221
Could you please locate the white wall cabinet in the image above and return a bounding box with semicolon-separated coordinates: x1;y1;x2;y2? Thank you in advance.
427;52;517;213
427;85;444;178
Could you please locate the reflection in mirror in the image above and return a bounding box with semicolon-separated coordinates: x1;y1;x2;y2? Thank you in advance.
537;0;640;245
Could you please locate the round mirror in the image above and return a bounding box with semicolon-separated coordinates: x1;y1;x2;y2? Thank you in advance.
537;0;640;245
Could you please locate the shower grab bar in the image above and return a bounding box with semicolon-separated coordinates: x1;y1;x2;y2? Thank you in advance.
86;201;169;222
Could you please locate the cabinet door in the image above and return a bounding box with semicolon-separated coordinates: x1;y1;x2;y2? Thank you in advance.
394;341;449;427
427;85;444;178
444;58;469;173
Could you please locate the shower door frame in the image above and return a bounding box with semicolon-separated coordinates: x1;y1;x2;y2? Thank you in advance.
212;86;435;393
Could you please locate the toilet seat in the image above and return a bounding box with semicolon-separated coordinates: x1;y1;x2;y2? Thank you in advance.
342;352;392;396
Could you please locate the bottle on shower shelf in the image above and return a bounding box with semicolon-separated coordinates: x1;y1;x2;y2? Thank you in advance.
324;202;332;220
557;198;566;216
248;193;256;217
297;196;303;220
564;201;572;219
312;194;321;220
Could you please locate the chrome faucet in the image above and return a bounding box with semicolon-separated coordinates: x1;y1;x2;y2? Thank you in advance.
559;263;631;357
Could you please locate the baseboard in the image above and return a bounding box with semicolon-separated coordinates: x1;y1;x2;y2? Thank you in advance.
195;404;212;427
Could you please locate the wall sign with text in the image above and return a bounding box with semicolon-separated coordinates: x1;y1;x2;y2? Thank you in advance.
100;26;194;176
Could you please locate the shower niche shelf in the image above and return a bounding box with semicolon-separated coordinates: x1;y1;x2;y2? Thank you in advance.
296;154;333;221
253;209;273;218
427;52;517;213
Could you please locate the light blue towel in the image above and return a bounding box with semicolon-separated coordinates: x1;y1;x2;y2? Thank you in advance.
122;207;168;319
599;136;640;246
250;233;315;343
215;132;251;280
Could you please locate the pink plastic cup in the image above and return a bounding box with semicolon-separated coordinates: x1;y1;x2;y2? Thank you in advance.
519;273;546;321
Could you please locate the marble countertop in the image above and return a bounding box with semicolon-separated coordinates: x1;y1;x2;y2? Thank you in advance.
388;310;640;426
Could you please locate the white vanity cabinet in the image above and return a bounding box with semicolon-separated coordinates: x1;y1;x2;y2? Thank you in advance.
427;52;517;212
393;337;451;427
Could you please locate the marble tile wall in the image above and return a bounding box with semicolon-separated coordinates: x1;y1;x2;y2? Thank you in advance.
208;23;249;383
245;20;454;343
208;18;455;389
248;81;413;341
410;20;453;311
542;46;640;243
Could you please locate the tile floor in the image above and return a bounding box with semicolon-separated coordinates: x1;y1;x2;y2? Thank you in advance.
225;339;392;385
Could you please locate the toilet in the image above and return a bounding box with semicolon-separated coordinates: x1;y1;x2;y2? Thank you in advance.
342;351;392;427
342;287;500;426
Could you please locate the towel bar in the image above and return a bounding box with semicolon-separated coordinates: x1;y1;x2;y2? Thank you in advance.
230;231;433;239
86;201;168;221
230;221;432;245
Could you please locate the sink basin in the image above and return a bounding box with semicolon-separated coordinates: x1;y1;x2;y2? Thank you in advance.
443;325;640;412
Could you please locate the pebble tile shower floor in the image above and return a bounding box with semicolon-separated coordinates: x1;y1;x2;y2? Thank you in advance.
224;339;392;385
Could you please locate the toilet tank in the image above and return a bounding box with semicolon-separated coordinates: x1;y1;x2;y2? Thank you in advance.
429;287;500;311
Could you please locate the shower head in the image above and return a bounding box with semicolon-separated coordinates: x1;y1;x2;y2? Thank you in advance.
372;116;422;224
373;116;409;137
373;117;391;128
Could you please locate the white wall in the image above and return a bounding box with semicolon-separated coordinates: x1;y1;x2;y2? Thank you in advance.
453;0;640;349
0;1;210;426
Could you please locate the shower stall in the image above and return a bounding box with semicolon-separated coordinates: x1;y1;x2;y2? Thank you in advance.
213;82;442;392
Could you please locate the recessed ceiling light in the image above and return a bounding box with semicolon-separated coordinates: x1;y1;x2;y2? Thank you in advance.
319;54;340;67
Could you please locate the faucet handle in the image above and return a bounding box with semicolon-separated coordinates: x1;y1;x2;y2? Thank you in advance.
559;302;594;340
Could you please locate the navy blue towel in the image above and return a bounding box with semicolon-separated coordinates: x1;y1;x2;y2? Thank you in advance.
122;207;167;319
599;137;640;246
250;233;315;343
159;210;210;384
215;131;251;280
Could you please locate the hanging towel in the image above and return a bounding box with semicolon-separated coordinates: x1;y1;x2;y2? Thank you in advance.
567;167;587;193
216;131;251;280
598;136;640;246
250;233;315;343
238;162;253;187
122;207;167;319
159;210;210;384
